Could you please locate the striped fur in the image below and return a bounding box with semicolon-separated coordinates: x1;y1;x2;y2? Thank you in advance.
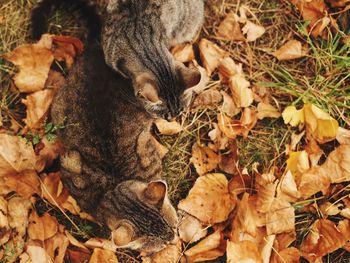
51;43;178;253
31;0;204;119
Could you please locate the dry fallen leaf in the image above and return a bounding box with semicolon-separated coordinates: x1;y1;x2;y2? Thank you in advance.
208;123;229;151
336;127;350;145
22;89;55;129
28;211;58;241
89;248;118;263
190;143;220;176
301;219;346;262
217;12;245;41
272;40;308;61
45;232;69;263
51;35;83;69
154;118;182;135
2;34;54;93
218;139;239;175
171;44;195;63
266;198;295;235
4;170;41;198
241;21;266;42
298;166;331;198
226;240;262;263
285;150;310;183
35;138;64;172
271;247;300;263
221;91;240;117
41;172;70;206
184;230;226;262
192;89;223;107
178;213;208;243
218;57;243;84
276;171;301;202
198;38;226;76
178;173;235;224
0;134;36;176
229;73;254;108
26;245;54;263
282;105;305;128
0;197;10;246
257;102;281;120
303;103;339;144
142;241;182;263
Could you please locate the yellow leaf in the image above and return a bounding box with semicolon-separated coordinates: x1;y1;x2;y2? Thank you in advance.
285;151;310;183
304;103;339;143
282;105;304;127
257;102;281;120
154;119;182;135
226;240;262;263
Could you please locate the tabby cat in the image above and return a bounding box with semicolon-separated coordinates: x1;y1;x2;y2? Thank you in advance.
32;0;204;119
51;42;178;253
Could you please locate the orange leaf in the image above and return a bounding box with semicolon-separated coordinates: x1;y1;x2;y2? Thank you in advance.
226;240;262;263
198;39;226;76
178;173;235;224
28;211;58;241
171;44;195;63
89;248;118;263
4;170;40;198
190;143;220;175
217;12;245;41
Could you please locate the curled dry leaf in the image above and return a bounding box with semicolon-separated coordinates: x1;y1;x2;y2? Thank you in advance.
319;202;342;217
218;57;243;84
298;167;331;198
89;248;118;263
265;198;295;235
41;172;70;206
276;171;301;202
22;89;55;129
216;12;245;41
301;219;346;262
178;173;235;224
218;139;239;175
226;240;262;263
257;102;281;120
154;118;182;135
178;213;208;244
208;123;229;151
285;150;310;184
305;138;324;167
35;138;64;172
8;196;31;237
192;89;222;107
221;91;240;117
256;179;278;214
272;40;308;61
51;35;83;69
336;127;350;145
184;230;226;263
198;38;226;76
190;143;220;176
0;134;36;176
28;211;58;241
2;34;54;93
242;21;266;42
229;73;254;108
185;64;210;95
171;44;195;63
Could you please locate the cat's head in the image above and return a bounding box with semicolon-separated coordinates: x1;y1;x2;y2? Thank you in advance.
132;62;201;120
97;179;179;253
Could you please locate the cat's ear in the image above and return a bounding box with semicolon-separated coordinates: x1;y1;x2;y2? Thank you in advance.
135;73;160;103
112;223;134;246
175;61;201;90
144;181;167;205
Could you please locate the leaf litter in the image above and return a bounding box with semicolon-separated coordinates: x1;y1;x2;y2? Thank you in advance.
2;0;350;262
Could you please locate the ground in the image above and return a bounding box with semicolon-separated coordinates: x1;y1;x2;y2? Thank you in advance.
1;0;350;262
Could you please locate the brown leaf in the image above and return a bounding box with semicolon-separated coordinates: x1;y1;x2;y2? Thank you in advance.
45;70;66;90
266;199;295;235
301;219;346;262
0;197;10;246
272;40;308;61
305;139;324;167
22;89;55;129
2;34;54;93
35;138;64;172
336;127;350;145
208;123;229;151
218;57;243;84
4;170;41;198
184;230;226;262
271;247;300;263
226;240;262;263
8;196;31;237
171;44;195;63
322;144;350;183
28;211;58;241
192;89;223;107
89;248;118;263
66;248;91;263
154;119;182;135
298;166;331;198
198;39;226;76
178;173;235;224
217;12;245;41
0;134;36;176
142;241;182;263
257;102;281;120
276;171;301;202
221;91;240;117
41;172;70;206
218;139;239;175
190;143;220;176
45;232;69;263
51;35;83;69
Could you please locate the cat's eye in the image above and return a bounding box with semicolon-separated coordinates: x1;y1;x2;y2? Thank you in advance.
112;223;134;246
